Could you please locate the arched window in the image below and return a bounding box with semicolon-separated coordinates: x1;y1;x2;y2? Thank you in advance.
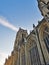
43;26;49;52
29;41;41;65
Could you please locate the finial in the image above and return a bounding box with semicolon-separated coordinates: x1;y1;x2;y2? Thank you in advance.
38;21;40;24
33;24;35;28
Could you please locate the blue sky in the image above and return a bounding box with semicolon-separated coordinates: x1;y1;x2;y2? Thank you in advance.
0;0;43;65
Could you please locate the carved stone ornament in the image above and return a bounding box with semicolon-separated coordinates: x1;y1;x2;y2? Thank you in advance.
37;0;49;21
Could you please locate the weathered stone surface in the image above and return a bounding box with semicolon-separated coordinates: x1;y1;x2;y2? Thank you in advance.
37;0;49;21
4;19;49;65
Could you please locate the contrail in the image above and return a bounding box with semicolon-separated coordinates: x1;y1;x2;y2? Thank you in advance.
0;17;18;32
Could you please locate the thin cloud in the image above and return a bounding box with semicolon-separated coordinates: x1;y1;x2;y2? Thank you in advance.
0;17;18;32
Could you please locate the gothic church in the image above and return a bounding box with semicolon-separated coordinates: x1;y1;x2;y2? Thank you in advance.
4;0;49;65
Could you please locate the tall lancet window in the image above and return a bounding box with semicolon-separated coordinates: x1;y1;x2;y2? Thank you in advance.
43;26;49;52
29;41;41;65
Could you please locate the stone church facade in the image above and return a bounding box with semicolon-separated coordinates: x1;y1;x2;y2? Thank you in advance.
4;0;49;65
4;18;49;65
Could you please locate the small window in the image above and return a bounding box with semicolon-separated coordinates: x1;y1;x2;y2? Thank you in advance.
47;6;49;10
47;2;49;10
47;12;49;15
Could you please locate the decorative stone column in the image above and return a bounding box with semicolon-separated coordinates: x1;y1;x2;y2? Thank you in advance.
20;47;22;65
24;38;28;65
33;24;45;65
17;45;20;65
